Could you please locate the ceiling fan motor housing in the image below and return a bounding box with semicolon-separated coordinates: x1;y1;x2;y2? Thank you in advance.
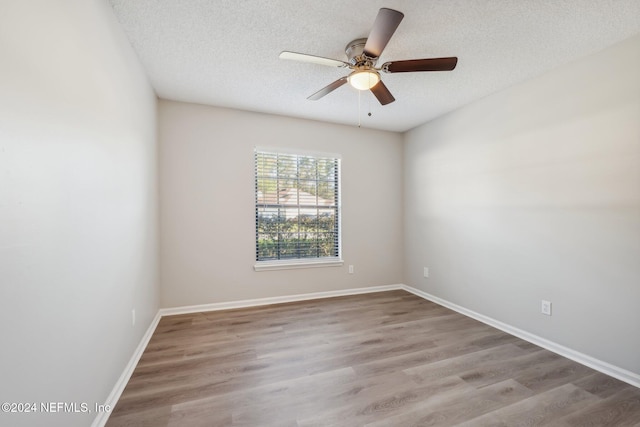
345;38;377;67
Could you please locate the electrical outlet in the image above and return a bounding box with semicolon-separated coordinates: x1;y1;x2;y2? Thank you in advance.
541;300;552;316
132;309;136;326
348;265;354;274
423;267;429;278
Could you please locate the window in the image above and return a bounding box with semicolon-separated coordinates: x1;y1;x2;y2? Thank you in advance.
254;148;341;269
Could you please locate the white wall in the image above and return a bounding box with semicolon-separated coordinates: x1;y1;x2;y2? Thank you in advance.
0;1;159;426
159;100;403;307
404;34;640;374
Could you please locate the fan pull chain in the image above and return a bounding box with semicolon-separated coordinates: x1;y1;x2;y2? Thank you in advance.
358;89;361;128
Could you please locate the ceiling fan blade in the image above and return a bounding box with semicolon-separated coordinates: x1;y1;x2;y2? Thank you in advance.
370;80;395;105
279;51;348;68
308;77;348;100
382;57;458;73
363;8;404;59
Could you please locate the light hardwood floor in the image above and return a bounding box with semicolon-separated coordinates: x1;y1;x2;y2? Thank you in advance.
106;290;640;426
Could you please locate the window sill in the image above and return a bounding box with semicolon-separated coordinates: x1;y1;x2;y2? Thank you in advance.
254;258;344;272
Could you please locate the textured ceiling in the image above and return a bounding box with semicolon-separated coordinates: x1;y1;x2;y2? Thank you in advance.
108;0;640;132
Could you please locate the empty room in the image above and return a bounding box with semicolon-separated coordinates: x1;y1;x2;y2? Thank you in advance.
1;1;639;426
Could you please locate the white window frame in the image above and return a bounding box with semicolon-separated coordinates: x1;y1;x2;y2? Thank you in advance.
254;147;343;271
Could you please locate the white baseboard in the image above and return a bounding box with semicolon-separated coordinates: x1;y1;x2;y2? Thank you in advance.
401;284;640;389
159;284;404;316
91;311;162;427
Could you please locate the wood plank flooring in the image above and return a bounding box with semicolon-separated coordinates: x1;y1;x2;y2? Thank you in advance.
105;290;640;426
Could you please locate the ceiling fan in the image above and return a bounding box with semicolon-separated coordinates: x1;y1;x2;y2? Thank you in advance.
279;8;458;105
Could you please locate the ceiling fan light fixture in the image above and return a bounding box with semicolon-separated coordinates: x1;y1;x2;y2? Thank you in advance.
348;70;380;90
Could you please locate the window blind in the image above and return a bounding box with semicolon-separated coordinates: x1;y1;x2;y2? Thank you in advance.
255;149;340;262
